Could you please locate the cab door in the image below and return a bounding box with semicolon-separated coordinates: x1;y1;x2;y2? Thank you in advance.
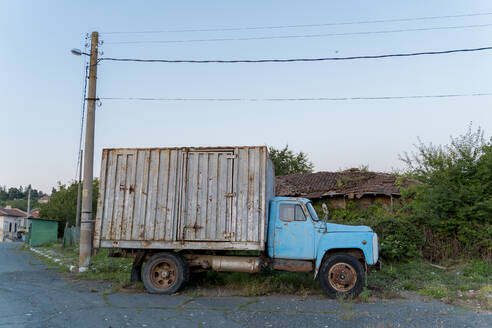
273;201;315;259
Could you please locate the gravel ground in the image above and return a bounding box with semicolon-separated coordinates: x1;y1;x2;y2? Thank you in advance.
0;243;490;328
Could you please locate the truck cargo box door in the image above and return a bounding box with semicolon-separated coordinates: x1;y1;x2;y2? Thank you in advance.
179;150;234;241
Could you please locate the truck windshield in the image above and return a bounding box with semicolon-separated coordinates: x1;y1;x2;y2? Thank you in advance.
306;202;319;221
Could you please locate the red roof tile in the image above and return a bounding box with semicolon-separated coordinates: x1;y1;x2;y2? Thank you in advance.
0;207;27;217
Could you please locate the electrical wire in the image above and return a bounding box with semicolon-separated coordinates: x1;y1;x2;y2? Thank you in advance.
104;23;492;44
98;93;492;102
99;46;492;64
102;12;492;34
75;53;89;181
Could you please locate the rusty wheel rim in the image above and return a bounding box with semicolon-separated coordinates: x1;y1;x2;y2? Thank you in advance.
149;259;177;290
327;262;357;292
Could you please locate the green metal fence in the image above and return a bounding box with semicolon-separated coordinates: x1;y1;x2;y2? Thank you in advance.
63;226;80;248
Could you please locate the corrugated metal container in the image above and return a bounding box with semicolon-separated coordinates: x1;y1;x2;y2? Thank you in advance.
94;146;275;251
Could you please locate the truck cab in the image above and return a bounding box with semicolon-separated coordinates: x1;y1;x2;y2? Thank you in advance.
267;197;380;297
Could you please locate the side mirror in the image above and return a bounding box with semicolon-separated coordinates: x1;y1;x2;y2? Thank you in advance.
322;203;329;220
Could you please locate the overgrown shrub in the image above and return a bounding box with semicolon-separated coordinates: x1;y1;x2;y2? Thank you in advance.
315;201;422;262
401;125;492;262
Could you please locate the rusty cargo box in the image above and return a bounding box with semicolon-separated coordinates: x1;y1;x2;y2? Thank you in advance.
94;146;275;251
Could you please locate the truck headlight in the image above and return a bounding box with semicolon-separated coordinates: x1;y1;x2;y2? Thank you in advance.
372;233;379;264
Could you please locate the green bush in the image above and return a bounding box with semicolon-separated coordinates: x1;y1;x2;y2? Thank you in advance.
462;260;492;282
401;126;492;262
369;218;422;261
314;201;422;262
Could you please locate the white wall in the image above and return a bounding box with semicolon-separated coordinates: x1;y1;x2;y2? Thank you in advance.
0;216;23;242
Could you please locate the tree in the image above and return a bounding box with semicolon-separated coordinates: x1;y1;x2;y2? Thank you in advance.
269;145;314;176
0;186;7;202
39;179;99;226
7;187;21;200
0;185;46;209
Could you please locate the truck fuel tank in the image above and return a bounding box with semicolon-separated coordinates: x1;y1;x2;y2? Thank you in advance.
183;254;263;273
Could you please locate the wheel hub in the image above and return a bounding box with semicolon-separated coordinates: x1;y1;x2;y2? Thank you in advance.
327;262;357;292
149;260;177;290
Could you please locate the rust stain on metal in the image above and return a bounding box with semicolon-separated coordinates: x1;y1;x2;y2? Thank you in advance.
184;223;203;230
272;259;313;272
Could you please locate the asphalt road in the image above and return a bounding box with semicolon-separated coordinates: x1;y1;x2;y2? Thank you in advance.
0;243;490;328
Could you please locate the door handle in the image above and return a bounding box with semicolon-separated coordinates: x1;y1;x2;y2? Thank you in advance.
275;226;282;230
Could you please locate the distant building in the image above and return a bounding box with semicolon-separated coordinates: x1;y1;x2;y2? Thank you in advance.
30;208;41;218
37;195;50;204
0;206;27;242
276;169;418;210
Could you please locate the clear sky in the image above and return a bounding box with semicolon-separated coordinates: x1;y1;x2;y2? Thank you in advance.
2;1;492;193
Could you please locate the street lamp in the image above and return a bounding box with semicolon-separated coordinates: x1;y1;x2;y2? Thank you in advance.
71;48;90;56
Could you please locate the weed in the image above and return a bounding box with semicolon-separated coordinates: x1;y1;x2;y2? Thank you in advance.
339;311;355;321
420;285;449;299
358;288;371;303
336;293;354;309
401;281;418;291
237;297;259;310
462;260;492;282
189;270;320;297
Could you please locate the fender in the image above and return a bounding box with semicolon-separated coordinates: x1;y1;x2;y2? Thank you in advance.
314;232;377;277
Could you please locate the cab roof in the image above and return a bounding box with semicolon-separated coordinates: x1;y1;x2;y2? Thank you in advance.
272;196;311;204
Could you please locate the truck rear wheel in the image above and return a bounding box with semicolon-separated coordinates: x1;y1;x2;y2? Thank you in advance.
142;252;189;294
319;254;364;298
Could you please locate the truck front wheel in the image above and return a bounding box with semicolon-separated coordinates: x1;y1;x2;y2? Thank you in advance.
142;252;189;294
319;254;364;298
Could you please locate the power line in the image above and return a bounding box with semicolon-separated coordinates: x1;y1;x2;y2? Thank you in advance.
98;93;492;102
104;23;492;44
99;46;492;64
102;12;492;34
75;52;89;180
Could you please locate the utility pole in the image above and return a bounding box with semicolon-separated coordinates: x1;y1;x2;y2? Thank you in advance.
26;187;31;228
79;31;98;272
75;149;83;227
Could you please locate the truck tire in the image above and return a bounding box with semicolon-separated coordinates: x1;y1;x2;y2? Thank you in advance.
142;252;189;294
319;254;364;298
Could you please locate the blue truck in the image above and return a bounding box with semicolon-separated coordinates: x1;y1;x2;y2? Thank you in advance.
95;146;380;297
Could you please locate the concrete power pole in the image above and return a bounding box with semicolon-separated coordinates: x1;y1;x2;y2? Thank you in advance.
26;187;31;227
79;31;99;272
75;149;83;227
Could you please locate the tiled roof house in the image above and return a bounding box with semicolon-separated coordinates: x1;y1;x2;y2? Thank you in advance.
276;169;417;209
